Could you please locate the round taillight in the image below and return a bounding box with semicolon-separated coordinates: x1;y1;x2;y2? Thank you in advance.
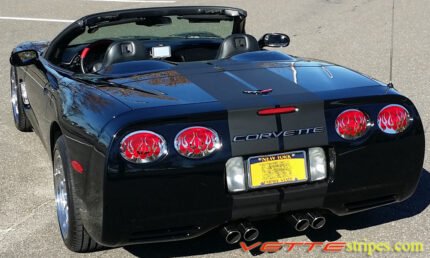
335;109;371;140
120;131;167;163
378;104;411;134
174;126;222;159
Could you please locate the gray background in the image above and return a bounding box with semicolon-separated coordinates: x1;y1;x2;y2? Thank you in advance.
0;0;429;257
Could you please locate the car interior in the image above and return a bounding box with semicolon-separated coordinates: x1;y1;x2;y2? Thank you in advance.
59;33;262;74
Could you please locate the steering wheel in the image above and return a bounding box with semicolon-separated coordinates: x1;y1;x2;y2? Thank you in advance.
80;39;113;74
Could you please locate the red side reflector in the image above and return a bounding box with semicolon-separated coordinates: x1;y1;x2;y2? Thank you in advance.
71;160;84;174
81;48;90;59
258;106;298;116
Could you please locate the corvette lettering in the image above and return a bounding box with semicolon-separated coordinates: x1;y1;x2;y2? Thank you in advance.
233;127;324;142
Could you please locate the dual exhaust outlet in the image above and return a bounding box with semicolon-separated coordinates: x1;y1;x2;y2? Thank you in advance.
221;212;325;244
286;211;326;232
221;222;259;244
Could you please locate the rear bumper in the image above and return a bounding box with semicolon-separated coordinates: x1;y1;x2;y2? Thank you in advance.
77;131;424;247
96;180;417;248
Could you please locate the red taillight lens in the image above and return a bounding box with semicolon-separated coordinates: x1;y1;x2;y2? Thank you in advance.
174;126;221;158
335;109;370;140
378;104;411;134
120;131;167;163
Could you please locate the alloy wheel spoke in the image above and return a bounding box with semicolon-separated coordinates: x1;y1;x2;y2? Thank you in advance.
54;151;69;239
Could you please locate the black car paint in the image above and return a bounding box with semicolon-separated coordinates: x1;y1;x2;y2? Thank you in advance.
10;7;425;247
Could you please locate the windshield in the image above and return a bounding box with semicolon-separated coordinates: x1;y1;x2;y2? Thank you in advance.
70;15;235;46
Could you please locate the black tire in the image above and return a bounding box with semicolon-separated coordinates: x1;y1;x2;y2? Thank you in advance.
10;66;32;132
53;136;102;252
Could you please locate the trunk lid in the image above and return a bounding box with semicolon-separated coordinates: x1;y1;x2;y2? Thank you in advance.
100;60;388;155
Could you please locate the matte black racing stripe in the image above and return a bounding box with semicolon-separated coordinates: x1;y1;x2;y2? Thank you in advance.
226;68;320;101
274;105;285;151
222;67;329;153
245;67;330;150
223;71;259;91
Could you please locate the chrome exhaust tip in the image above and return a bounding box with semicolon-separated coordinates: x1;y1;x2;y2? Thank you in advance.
238;222;259;242
286;213;310;232
307;212;326;230
220;225;242;244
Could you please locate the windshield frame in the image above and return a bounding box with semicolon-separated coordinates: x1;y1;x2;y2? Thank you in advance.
45;6;247;64
69;15;236;46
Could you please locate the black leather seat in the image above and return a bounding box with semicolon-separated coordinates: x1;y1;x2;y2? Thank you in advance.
100;40;148;69
216;34;260;59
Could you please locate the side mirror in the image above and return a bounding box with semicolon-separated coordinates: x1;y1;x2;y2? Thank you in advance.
259;33;290;48
10;50;38;66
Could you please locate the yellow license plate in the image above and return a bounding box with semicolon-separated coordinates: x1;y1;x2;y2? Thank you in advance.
247;151;308;188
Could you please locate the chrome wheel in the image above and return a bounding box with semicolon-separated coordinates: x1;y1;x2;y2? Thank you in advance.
10;68;19;122
54;150;69;239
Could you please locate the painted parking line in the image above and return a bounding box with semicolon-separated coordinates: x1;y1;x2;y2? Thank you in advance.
87;0;176;3
0;16;73;23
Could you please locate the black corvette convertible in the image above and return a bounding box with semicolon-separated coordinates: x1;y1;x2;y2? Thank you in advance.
9;6;425;252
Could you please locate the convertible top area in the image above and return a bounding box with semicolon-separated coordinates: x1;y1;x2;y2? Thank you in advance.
44;6;247;64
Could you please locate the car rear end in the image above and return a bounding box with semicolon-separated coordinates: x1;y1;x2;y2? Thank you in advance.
77;62;424;247
78;94;423;247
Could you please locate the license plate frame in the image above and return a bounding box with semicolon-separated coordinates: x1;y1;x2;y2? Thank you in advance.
246;151;308;189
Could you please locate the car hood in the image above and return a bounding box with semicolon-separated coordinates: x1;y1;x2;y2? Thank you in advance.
100;59;388;110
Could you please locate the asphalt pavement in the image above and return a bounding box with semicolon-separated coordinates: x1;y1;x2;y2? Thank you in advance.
0;0;429;257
